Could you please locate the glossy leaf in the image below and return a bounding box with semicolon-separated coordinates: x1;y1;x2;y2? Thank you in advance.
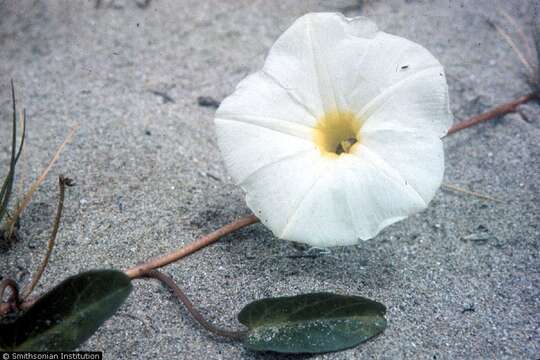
238;292;386;353
0;269;132;351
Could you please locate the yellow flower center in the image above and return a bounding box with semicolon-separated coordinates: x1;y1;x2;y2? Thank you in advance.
313;111;362;158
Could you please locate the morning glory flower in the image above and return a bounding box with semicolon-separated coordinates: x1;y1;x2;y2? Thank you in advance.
215;13;452;247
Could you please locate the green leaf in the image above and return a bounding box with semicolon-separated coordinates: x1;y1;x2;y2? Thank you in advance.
238;292;387;354
0;269;132;351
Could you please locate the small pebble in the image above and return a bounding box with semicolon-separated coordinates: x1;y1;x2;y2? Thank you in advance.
197;96;220;108
461;233;490;244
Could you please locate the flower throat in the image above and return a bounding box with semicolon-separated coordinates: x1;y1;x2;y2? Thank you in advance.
313;111;362;158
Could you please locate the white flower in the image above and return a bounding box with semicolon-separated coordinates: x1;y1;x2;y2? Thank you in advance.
215;13;452;247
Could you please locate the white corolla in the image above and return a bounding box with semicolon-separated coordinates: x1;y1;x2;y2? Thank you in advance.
215;13;452;247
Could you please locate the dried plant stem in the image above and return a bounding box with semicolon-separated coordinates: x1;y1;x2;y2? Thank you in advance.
446;92;538;136
125;214;259;279
22;176;72;300
5;126;77;237
442;183;501;202
497;8;534;64
491;21;535;75
139;270;247;340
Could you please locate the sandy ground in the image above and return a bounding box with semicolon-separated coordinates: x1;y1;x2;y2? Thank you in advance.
0;0;539;359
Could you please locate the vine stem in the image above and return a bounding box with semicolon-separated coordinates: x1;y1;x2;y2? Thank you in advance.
124;214;259;279
1;92;538;318
0;214;258;317
138;270;247;340
445;92;538;136
126;91;538;338
123;93;539;279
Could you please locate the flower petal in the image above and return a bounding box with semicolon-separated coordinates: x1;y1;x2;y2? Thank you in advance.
264;13;378;116
215;119;314;185
358;128;445;204
358;66;452;137
278;160;358;247
217;71;317;130
216;72;317;184
345;32;446;115
241;151;328;237
341;149;427;240
279;150;427;247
